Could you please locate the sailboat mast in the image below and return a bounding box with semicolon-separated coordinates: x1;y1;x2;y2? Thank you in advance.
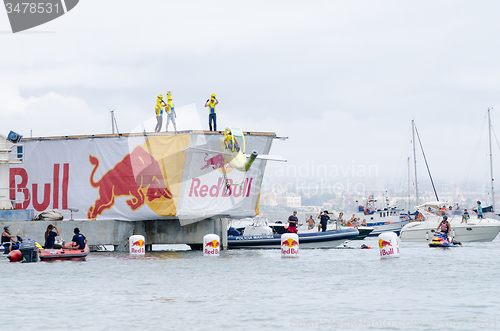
407;157;411;214
412;120;419;206
488;107;495;212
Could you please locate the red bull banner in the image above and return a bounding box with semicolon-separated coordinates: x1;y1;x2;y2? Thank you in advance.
9;132;272;225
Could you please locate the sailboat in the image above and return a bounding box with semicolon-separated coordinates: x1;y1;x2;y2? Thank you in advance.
400;110;500;242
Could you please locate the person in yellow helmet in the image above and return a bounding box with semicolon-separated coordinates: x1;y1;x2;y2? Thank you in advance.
165;91;177;133
154;95;166;132
204;93;219;131
224;128;240;152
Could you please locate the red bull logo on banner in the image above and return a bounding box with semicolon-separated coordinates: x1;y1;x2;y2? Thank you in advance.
200;153;233;174
87;145;173;219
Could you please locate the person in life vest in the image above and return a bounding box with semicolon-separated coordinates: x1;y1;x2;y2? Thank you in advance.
205;93;219;131
2;225;18;252
436;215;451;240
154;95;166;132
164;91;177;133
223;128;240;152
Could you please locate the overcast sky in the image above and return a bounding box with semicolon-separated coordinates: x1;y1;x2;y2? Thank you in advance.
1;0;500;195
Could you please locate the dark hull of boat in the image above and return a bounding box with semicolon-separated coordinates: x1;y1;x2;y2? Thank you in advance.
228;228;359;249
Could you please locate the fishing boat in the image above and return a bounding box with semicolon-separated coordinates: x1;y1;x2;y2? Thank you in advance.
39;244;90;261
227;217;359;248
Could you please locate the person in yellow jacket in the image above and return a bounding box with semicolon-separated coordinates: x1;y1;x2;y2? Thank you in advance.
204;93;219;131
165;91;177;133
154;94;166;132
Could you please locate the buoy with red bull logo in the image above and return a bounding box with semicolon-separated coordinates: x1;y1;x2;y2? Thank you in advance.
378;231;399;259
203;234;220;257
129;235;146;255
281;233;299;258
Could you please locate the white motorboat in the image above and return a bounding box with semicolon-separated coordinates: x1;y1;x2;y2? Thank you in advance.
399;201;500;242
227;217;359;249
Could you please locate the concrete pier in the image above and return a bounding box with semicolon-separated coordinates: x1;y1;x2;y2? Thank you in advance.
0;218;226;252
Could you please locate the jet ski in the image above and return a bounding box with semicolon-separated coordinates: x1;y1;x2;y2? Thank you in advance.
429;232;462;247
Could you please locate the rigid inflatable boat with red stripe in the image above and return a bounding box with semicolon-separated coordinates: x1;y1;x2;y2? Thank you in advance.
39;244;89;261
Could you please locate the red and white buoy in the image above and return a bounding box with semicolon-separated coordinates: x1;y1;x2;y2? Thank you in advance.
378;232;399;259
203;234;220;257
281;233;299;258
129;235;145;255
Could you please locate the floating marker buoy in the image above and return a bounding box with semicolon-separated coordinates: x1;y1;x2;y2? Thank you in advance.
378;232;399;259
129;235;145;255
203;234;220;256
281;233;299;258
7;250;23;262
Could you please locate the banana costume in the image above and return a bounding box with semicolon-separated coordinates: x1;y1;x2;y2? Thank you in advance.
155;95;164;116
154;94;164;132
165;91;174;114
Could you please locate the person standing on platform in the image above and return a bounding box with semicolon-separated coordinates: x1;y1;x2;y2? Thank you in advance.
477;201;484;219
154;94;166;132
205;93;218;131
287;211;299;233
317;210;330;232
165;91;178;133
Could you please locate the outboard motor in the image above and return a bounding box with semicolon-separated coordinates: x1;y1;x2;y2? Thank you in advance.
20;239;38;262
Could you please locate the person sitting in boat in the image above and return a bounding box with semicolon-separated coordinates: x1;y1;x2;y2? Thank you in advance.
287;211;298;233
361;219;367;226
44;224;60;249
436;216;451;240
65;228;87;250
317;210;330;232
462;209;470;224
2;226;18;252
306;215;315;230
224;128;240;152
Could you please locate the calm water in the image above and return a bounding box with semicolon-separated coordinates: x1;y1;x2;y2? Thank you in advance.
1;238;500;331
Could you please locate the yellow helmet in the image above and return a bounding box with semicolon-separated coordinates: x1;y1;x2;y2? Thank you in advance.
166;91;172;99
157;94;163;99
211;93;216;99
